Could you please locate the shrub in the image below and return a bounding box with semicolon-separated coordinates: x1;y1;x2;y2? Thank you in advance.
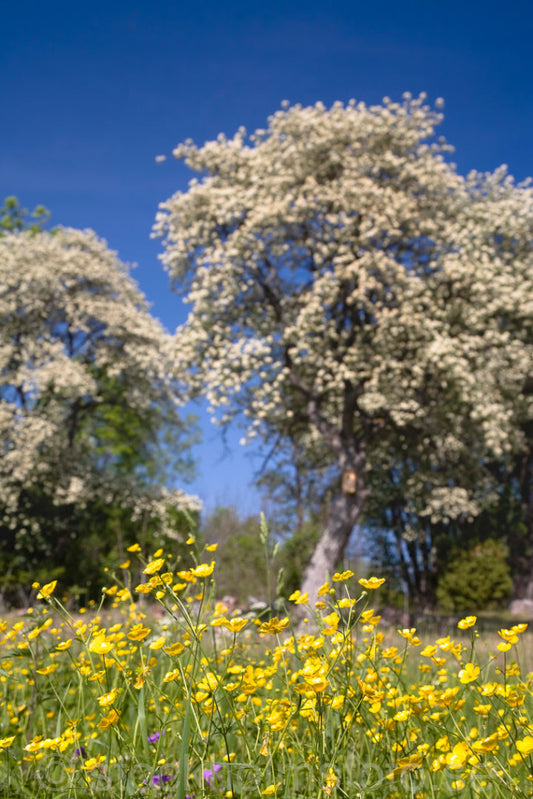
437;538;513;612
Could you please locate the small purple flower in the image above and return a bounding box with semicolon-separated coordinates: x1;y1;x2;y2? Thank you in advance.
147;730;166;743
152;775;172;786
203;764;222;785
72;747;86;759
143;773;172;787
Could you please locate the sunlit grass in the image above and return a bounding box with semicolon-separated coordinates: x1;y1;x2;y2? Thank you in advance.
1;534;533;797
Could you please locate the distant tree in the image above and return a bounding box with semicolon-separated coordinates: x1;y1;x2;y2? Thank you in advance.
0;226;199;602
200;506;271;604
156;94;533;601
275;519;322;599
0;195;50;234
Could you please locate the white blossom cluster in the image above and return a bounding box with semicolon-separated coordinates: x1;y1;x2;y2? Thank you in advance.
156;94;532;525
0;227;200;535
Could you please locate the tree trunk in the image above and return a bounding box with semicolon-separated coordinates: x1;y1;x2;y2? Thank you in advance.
513;441;533;598
299;480;367;603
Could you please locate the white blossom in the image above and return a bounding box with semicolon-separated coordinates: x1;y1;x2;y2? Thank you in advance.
155;95;533;590
0;227;200;536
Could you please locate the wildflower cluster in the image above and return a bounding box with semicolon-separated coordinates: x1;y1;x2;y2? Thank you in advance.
0;544;533;797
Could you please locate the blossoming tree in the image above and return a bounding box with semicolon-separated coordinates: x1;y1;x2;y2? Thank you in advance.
0;226;199;595
156;95;533;600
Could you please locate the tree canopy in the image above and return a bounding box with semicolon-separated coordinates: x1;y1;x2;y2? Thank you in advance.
156;94;533;601
0;225;199;600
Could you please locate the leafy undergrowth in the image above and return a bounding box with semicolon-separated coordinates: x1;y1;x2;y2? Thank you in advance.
1;536;533;797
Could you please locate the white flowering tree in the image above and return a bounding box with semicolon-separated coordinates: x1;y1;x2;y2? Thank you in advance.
0;226;200;599
156;95;533;601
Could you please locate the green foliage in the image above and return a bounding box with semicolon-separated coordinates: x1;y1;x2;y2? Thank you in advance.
200;506;271;604
0;490;199;607
436;538;513;612
0;195;50;233
78;367;199;487
276;520;321;598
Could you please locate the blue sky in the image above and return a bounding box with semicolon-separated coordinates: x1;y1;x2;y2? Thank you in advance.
2;0;532;516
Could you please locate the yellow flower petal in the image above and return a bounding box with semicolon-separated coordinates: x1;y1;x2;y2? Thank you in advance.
458;663;480;684
358;577;385;589
262;783;281;795
517;736;533;755
143;558;165;575
190;562;215;578
457;616;477;630
37;580;57;599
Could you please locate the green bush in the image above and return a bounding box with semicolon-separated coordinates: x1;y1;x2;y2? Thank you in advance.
436;538;512;612
276;520;321;599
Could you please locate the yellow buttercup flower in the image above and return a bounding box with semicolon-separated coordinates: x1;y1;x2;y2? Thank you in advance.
126;543;141;553
388;753;423;778
89;634;114;655
458;662;480;684
358;577;385;589
82;754;106;770
336;598;356;609
24;736;44;753
497;641;512;652
190;562;215;578
143;558;165;575
512;623;528;633
262;783;281;795
134;667;149;689
176;570;197;582
257;617;290;635
517;736;533;755
127;624;151;642
498;628;519;644
163;668;181;683
289;590;308;605
332;570;354;582
398;628;422;646
149;636;166;651
97;689;118;707
37;580;57;599
323;767;338;795
457;616;477;630
164;642;185;656
472;734;499;753
322;611;340;634
219;617;248;633
0;736;15;749
446;742;469;770
36;664;58;675
135;582;154;594
98;709;120;730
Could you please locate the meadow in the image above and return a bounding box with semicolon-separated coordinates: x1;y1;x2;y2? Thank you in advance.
1;533;533;798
